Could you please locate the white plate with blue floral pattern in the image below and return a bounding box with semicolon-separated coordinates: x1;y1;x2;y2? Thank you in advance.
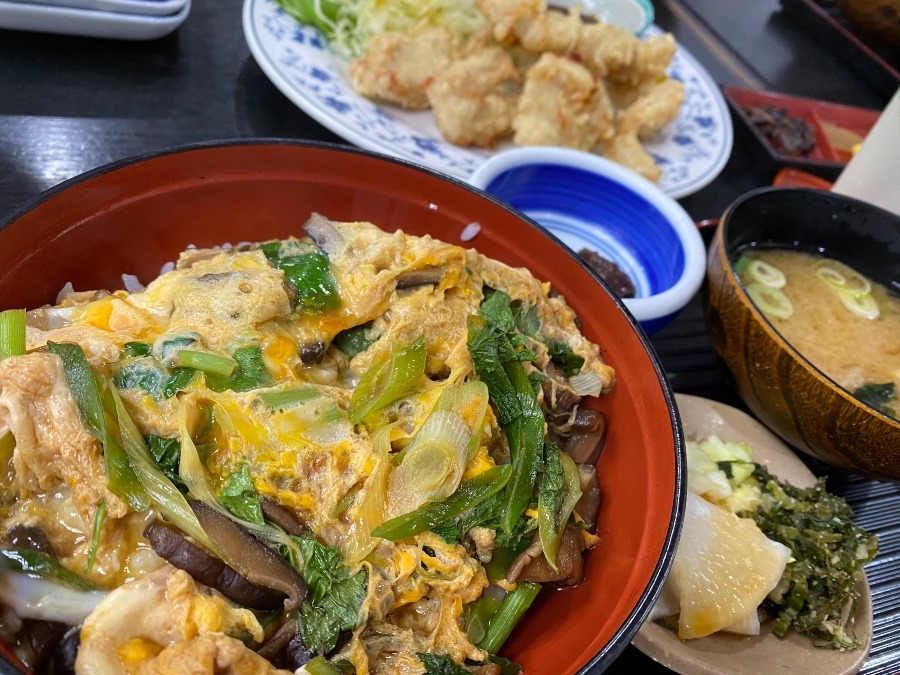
242;0;733;199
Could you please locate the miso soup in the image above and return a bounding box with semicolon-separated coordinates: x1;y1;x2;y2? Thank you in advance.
737;249;900;420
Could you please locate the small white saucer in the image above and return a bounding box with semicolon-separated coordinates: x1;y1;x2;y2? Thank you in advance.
0;0;190;39
632;393;873;675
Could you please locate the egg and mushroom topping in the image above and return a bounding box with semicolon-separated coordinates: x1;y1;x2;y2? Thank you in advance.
0;214;616;674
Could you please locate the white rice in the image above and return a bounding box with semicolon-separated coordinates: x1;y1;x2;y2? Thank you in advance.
460;222;481;242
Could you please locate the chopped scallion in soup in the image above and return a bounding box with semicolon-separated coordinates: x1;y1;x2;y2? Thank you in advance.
737;249;900;420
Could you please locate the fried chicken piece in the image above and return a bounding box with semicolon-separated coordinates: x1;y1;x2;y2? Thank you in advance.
613;32;677;84
475;0;543;45
512;53;615;150
427;47;520;147
574;21;637;78
617;77;685;140
348;26;460;110
575;23;676;83
602;133;662;182
517;6;582;53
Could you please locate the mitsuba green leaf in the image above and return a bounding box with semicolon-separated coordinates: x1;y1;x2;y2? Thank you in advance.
162;368;196;399
114;361;164;395
545;340;584;377
144;435;185;491
417;653;471;675
206;346;271;393
332;321;378;358
218;462;264;525
478;289;516;334
122;342;152;358
296;537;367;655
262;240;341;314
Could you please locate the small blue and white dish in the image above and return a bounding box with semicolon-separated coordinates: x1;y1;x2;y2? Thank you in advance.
468;147;706;335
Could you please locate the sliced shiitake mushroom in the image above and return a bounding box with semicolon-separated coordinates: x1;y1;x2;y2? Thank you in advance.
395;266;444;289
303;213;344;255
260;497;306;537
574;464;601;532
562;408;607;466
518;525;586;587
189;501;307;611
144;521;284;610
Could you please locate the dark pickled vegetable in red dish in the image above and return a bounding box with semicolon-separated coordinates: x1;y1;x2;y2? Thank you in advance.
744;105;815;156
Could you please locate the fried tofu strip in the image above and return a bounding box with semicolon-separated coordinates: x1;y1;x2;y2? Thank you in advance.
427;46;519;147
0;352;129;525
512;53;615;150
348;26;461;110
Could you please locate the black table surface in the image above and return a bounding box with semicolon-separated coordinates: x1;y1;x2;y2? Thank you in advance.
1;0;897;673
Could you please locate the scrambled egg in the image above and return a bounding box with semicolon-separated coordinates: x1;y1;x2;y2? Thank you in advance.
0;217;614;674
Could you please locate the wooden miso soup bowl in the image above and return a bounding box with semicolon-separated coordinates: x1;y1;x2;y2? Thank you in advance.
706;187;900;479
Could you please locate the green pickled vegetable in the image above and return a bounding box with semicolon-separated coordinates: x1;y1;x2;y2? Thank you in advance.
372;465;511;541
746;464;878;649
348;335;426;424
0;309;26;360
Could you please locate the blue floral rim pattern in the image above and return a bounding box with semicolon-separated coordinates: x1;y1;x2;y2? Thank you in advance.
243;0;733;199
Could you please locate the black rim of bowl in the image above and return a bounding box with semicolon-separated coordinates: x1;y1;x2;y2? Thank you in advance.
0;138;686;674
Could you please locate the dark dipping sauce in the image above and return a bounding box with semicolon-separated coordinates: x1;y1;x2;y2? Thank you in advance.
578;249;636;298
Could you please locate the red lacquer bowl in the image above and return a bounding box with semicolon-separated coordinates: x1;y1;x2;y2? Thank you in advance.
0;141;684;674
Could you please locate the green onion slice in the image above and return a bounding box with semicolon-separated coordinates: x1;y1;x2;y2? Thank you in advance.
839;288;880;319
538;451;582;571
0;309;26;361
0;548;96;591
816;264;846;289
747;259;786;289
373;465;511;541
348;336;426;424
176;350;238;378
48;342;149;512
477;581;541;654
258;386;319;410
746;283;794;320
84;499;106;574
435;380;489;459
386;410;470;517
106;383;215;553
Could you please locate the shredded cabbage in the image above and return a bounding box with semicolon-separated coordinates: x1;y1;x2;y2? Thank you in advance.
277;0;486;57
